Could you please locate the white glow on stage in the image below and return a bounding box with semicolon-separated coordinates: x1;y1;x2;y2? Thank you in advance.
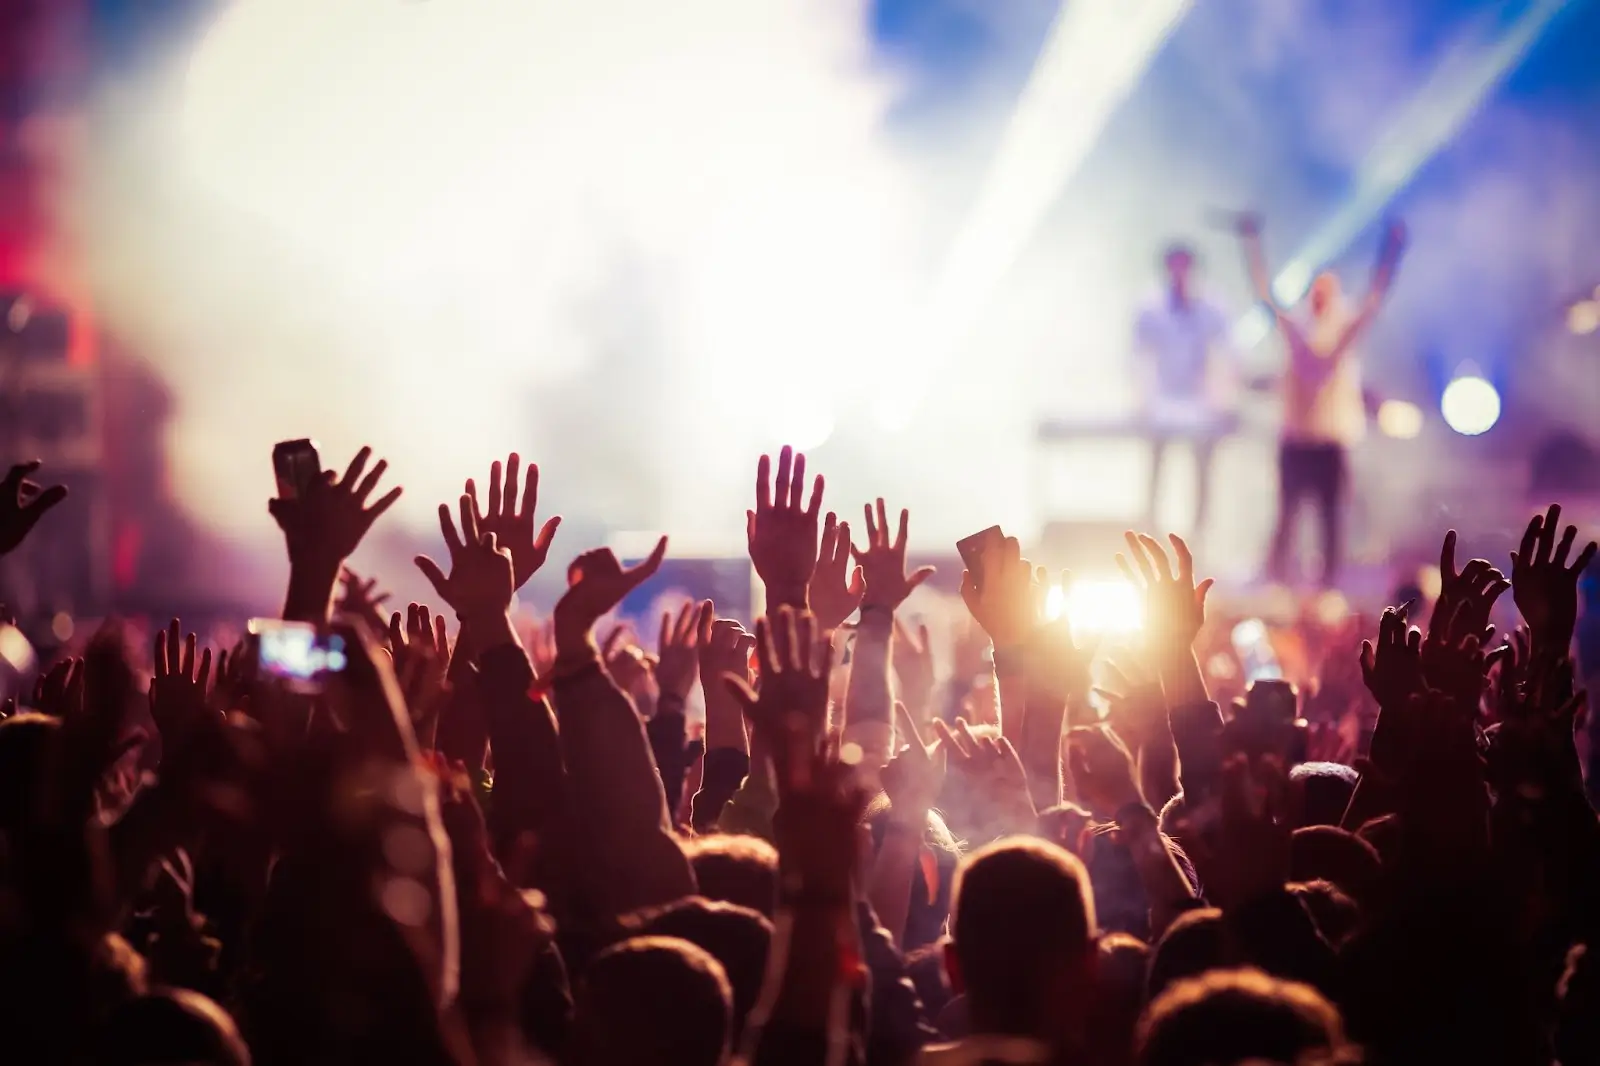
151;0;920;546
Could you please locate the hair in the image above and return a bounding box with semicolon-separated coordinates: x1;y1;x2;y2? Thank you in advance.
570;936;732;1066
1146;907;1225;1002
1135;967;1348;1066
0;711;60;831
1290;826;1381;908
1093;933;1152;1066
621;898;771;1043
948;837;1096;1035
1353;813;1402;868
94;987;251;1066
1287;880;1361;947
1288;762;1360;829
682;835;778;918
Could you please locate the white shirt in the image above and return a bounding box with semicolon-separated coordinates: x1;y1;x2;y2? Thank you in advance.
1282;304;1365;447
1134;292;1235;421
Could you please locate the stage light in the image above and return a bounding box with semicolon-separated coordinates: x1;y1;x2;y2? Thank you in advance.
1047;578;1143;638
1376;399;1424;440
1568;300;1600;336
1440;374;1500;436
1234;0;1572;346
881;0;1194;427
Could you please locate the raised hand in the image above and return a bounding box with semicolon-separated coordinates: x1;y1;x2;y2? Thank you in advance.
1066;724;1144;817
150;619;216;747
1510;504;1597;654
0;460;67;554
551;537;668;658
1179;753;1291;911
810;511;864;629
1430;530;1508;646
932;716;1034;835
386;607;452;749
465;453;561;590
890;616;935;720
268;446;402;567
1118;532;1213;663
724;607;833;796
746;446;824;608
1361;604;1423;711
33;656;85;717
338;566;392;632
1096;656;1164;752
699;615;756;754
657;599;712;703
960;534;1033;649
881;701;945;823
415;496;516;623
1421;598;1490;716
388;603;451;677
852;499;935;613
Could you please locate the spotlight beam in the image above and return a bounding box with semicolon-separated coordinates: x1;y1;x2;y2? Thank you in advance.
881;0;1194;426
1235;0;1580;348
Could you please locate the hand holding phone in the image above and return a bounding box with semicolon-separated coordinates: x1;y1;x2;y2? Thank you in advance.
272;439;322;500
956;526;1004;588
248;618;347;693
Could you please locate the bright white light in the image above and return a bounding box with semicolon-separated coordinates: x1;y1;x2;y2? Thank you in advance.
881;0;1194;426
1050;579;1143;638
1440;375;1501;436
1568;300;1600;336
163;0;916;542
1376;399;1424;440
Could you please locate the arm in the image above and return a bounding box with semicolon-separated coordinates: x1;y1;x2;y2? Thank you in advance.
1326;220;1406;362
869;704;944;947
1237;224;1311;351
272;448;403;624
846;500;935;774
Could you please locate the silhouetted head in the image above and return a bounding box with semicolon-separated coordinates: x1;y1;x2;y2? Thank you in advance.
571;936;731;1066
622;898;771;1043
1136;967;1348;1066
1290;825;1381;908
1147;908;1225;1001
95;987;250;1066
946;837;1097;1043
1164;243;1196;297
1309;271;1342;319
683;834;777;918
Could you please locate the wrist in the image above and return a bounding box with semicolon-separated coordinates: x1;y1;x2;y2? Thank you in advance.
765;581;809;610
459;609;517;652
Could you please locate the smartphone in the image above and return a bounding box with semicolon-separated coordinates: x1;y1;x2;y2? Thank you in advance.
1227;678;1308;763
1230;618;1283;684
248;618;348;693
272;439;321;500
956;526;1004;584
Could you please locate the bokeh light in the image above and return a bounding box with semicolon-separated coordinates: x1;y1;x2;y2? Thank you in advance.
1440;374;1501;436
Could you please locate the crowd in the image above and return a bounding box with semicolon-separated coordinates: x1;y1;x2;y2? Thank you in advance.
0;441;1596;1066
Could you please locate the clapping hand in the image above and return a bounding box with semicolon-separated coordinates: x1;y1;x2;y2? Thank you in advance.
0;460;67;555
1510;504;1596;655
464;452;561;590
747;446;824;608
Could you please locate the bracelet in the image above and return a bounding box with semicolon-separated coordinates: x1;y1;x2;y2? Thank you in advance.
860;602;894;619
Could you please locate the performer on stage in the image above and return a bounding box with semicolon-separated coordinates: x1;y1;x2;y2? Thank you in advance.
1133;242;1238;535
1238;215;1406;587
